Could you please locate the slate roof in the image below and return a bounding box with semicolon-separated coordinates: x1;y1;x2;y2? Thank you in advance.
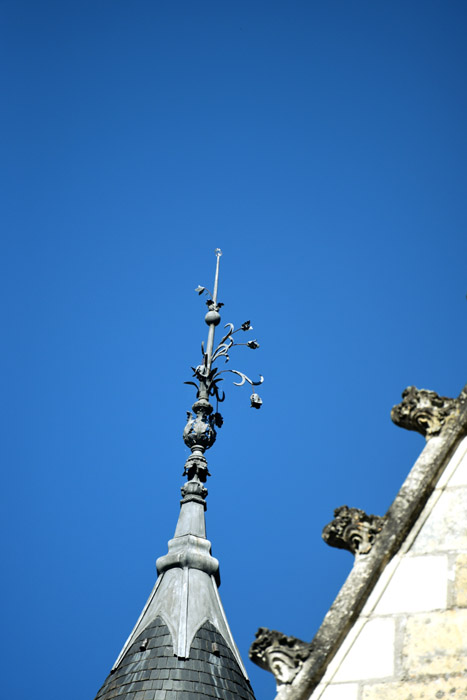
95;616;256;700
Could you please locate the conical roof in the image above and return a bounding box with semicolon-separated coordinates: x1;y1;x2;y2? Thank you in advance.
94;251;260;699
96;617;255;700
94;458;255;700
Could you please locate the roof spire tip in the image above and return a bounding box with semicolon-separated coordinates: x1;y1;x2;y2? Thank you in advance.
183;252;263;472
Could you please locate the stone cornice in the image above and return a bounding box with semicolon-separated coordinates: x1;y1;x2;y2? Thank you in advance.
249;628;313;685
250;383;467;700
322;506;384;555
391;385;463;439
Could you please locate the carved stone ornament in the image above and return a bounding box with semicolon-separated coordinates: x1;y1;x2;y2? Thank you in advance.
249;628;312;685
322;506;385;555
391;386;459;439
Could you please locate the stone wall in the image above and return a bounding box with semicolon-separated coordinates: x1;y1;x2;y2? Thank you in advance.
308;436;467;700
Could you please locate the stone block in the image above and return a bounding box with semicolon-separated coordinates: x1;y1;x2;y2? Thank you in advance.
373;554;447;614
362;676;467;699
411;487;467;554
455;554;467;608
361;556;399;616
332;618;395;682
318;683;359;700
448;448;467;486
436;436;467;488
403;609;467;676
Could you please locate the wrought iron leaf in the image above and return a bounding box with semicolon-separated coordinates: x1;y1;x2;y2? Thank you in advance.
219;323;234;345
227;370;264;387
247;340;260;349
241;320;252;331
193;364;210;380
212;339;233;363
213;412;224;427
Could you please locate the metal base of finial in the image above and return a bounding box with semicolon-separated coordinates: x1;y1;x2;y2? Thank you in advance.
183;451;211;483
181;477;208;509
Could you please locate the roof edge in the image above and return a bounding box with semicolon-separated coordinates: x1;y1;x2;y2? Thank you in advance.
252;383;467;700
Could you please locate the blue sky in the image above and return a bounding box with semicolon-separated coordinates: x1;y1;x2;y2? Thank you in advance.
2;3;466;699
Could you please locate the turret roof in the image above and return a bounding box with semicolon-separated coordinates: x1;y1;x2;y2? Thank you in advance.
94;251;261;700
96;617;255;700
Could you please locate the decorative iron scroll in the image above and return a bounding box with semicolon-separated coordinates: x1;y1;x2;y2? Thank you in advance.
183;249;263;457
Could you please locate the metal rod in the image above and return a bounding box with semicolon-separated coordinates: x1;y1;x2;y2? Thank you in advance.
205;249;222;373
212;248;222;304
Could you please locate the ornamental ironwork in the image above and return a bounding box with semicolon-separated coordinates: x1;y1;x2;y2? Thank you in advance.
183;249;263;458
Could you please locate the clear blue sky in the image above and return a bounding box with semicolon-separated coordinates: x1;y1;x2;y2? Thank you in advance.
2;3;466;699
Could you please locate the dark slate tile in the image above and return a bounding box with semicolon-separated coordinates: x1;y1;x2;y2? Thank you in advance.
184;670;199;683
94;617;255;700
197;671;211;685
181;659;198;672
170;668;184;680
148;658;162;671
182;680;196;691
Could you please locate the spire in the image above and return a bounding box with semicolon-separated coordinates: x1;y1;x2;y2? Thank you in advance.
94;250;263;700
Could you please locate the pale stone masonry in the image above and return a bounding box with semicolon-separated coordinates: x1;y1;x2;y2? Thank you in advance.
250;385;467;700
310;436;467;699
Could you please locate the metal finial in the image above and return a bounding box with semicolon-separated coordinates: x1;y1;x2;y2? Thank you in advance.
212;248;222;304
183;250;263;468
